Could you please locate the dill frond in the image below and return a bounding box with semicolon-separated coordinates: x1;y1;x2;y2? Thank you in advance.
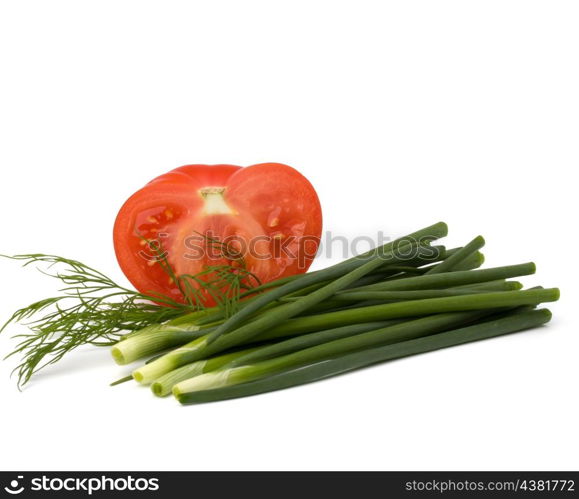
0;254;193;388
1;234;260;388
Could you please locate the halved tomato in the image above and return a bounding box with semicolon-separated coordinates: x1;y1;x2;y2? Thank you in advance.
113;163;322;304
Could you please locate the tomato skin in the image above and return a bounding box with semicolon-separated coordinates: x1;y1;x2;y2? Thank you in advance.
113;163;322;304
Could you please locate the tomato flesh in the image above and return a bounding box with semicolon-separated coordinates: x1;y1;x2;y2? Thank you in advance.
113;163;322;304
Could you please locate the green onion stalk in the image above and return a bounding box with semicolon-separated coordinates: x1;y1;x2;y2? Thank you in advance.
204;222;450;344
295;280;522;304
133;240;464;382
444;250;484;271
115;262;537;369
130;244;436;384
150;345;263;396
174;308;552;404
171;307;511;394
151;320;402;393
111;323;213;365
342;262;536;293
238;243;453;302
425;235;485;274
265;287;558;338
133;287;559;384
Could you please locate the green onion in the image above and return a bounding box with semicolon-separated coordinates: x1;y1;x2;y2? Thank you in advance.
174;308;552;404
282;278;517;304
341;262;536;293
271;253;442;301
425;235;485;274
130;250;402;384
453;279;520;290
264;287;558;338
330;281;521;303
171;309;503;394
224;321;401;368
200;242;447;352
150;346;261;395
448;250;485;271
455;280;522;291
243;243;452;300
204;222;449;344
111;324;212;365
130;287;558;383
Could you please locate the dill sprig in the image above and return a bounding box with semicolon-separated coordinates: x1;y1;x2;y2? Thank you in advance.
0;254;192;388
1;236;259;388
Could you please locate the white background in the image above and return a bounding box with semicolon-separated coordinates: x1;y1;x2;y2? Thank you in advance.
0;1;577;471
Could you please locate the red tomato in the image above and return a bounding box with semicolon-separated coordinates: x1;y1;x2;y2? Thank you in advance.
113;163;322;304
